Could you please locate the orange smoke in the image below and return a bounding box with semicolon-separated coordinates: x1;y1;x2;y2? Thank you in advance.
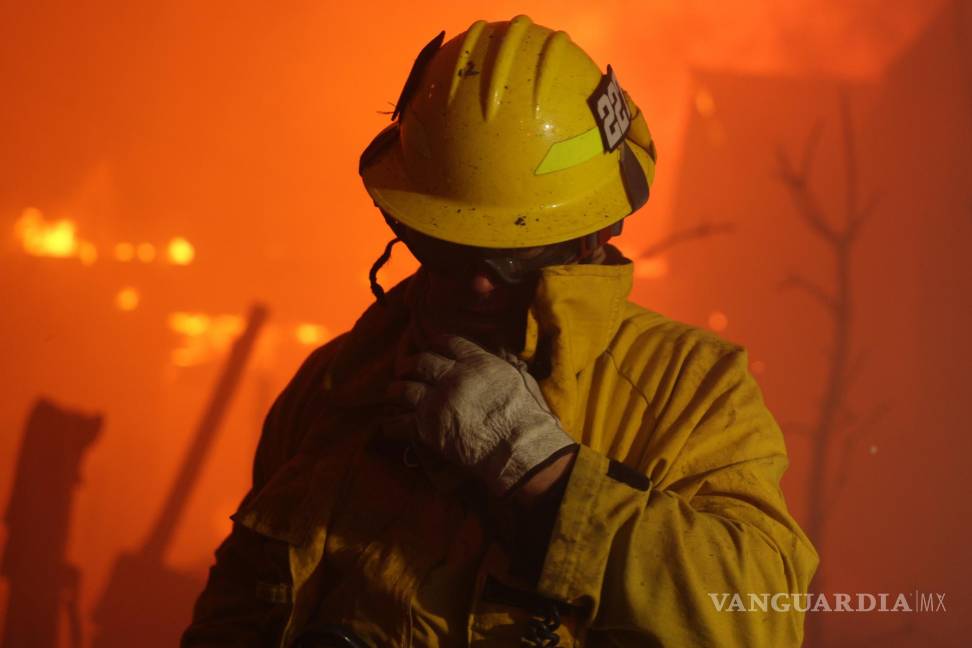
0;3;951;648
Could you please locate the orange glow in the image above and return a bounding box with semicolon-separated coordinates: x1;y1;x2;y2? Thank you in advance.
708;310;729;332
167;237;195;265
168;312;211;337
167;312;244;366
136;243;156;263
634;256;670;279
0;4;954;647
115;287;139;311
171;347;196;368
78;241;98;266
211;501;237;544
295;323;329;346
207;315;245;351
695;87;716;117
15;207;79;258
612;241;670;280
114;242;135;262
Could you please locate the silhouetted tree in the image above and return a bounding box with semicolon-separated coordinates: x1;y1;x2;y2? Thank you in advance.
776;91;887;648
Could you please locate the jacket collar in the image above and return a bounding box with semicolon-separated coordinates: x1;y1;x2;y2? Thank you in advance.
327;248;634;423
518;251;633;433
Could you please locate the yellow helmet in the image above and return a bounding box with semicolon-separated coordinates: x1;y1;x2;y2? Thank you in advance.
360;15;656;249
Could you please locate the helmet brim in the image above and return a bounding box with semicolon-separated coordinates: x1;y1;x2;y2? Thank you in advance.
361;132;655;249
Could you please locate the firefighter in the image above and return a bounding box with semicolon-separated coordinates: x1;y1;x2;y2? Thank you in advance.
183;15;817;648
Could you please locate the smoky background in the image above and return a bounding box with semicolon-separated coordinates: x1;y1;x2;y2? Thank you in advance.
1;1;969;646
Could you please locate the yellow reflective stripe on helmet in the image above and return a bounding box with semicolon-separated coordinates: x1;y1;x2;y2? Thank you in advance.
534;126;604;175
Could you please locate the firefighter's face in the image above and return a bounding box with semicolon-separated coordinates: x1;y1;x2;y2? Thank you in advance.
391;217;597;350
423;263;538;350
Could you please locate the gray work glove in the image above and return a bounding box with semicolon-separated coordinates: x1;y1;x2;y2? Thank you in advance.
387;335;575;497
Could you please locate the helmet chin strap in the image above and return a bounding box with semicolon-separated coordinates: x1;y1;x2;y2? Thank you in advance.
369;237;402;304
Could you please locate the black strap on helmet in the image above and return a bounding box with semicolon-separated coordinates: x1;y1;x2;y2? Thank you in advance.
391;30;445;121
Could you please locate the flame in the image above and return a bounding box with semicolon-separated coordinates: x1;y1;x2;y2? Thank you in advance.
295;323;329;346
115;287;140;311
115;239;194;264
14;207;91;259
168;312;211;337
167;311;244;366
167;237;195;265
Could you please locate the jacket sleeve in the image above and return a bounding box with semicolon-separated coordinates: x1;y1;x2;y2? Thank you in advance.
181;340;344;647
535;345;819;648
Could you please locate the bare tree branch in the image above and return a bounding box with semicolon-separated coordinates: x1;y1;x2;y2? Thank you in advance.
637;221;734;259
776;134;840;244
776;90;880;648
779;272;838;313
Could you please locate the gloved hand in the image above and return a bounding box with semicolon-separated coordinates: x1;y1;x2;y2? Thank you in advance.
387;335;575;496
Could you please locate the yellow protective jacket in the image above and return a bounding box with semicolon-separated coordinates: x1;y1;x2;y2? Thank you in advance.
183;259;818;647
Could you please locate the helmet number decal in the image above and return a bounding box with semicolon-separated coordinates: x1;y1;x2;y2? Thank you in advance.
588;65;631;152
